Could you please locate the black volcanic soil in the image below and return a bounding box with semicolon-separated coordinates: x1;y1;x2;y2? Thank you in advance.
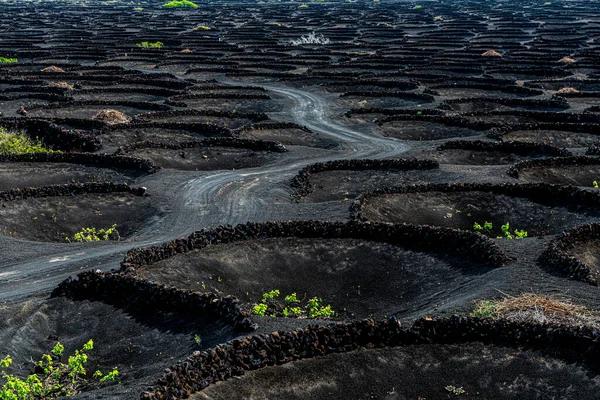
0;296;236;400
238;126;337;149
194;344;600;400
361;191;599;237
125;146;278;171
518;165;600;186
376;120;483;141
98;126;228;148
570;239;600;278
502;129;600;148
0;192;158;242
136;237;493;319
3;0;600;398
0;162;137;190
303;167;480;203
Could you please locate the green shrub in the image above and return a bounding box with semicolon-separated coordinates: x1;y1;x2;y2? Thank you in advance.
262;289;280;301
136;41;164;49
252;303;268;316
0;57;17;64
163;0;198;8
470;300;496;317
0;128;56;155
252;291;335;319
306;297;335;318
67;224;120;243
0;340;118;400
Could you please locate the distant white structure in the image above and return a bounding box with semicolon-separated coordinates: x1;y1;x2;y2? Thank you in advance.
290;32;331;46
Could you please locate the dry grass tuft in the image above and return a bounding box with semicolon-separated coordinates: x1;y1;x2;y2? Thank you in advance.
91;109;132;125
558;56;576;64
557;87;580;94
482;50;502;57
471;292;600;329
41;65;65;73
181;48;193;53
45;81;73;89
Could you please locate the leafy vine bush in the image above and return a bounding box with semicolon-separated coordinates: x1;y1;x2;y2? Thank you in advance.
0;340;118;399
0;128;57;155
162;0;198;8
251;290;335;318
66;224;120;243
0;57;17;64
473;221;527;239
136;42;164;49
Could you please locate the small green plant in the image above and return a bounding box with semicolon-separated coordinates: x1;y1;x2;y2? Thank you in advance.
252;291;335;319
593;181;598;189
299;4;308;8
414;5;422;9
0;57;17;64
473;221;492;232
67;224;119;242
163;0;198;7
262;289;280;301
514;229;528;239
282;307;302;317
193;334;201;345
306;297;335;318
470;300;496;317
1;340;118;399
193;25;211;30
284;293;298;303
136;41;164;49
0;128;56;155
252;303;268;316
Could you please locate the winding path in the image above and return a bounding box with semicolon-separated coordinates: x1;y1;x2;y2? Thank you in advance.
0;82;409;302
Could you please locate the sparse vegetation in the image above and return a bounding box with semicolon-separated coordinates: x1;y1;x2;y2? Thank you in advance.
473;221;527;239
0;128;56;155
67;224;120;243
136;41;164;49
470;293;600;328
252;290;336;318
0;57;17;64
0;340;118;400
163;0;198;8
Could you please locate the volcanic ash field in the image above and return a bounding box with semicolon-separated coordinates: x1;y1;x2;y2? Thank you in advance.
2;0;600;399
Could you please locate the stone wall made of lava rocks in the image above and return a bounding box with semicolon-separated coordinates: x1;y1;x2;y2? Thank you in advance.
438;140;572;157
350;182;600;220
22;99;172;113
0;182;146;202
100;121;232;138
507;156;600;178
541;223;600;286
120;220;510;272
291;158;439;198
438;96;570;111
141;315;600;399
234;121;312;134
115;138;287;155
0;152;158;173
51;270;255;331
134;109;269;123
0;118;101;152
